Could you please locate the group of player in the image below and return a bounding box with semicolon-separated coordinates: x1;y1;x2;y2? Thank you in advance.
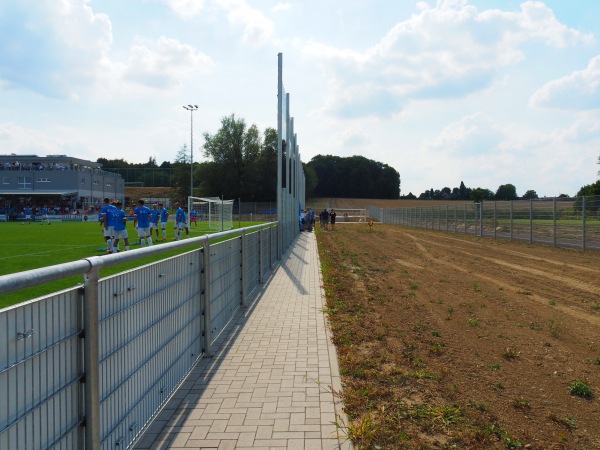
100;198;191;254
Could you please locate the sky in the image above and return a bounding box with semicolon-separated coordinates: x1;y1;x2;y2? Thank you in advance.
1;0;599;198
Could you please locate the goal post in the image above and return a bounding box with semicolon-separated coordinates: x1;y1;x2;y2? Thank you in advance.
335;208;367;223
188;196;234;232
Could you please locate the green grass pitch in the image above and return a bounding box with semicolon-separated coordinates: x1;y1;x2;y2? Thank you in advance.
0;219;261;309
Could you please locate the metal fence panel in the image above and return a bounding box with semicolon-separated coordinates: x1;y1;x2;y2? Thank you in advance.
97;250;203;450
0;222;280;450
260;228;271;282
244;232;260;296
209;238;242;343
0;289;83;450
372;195;600;252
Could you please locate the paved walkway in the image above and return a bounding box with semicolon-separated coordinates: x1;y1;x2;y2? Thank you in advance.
134;231;351;450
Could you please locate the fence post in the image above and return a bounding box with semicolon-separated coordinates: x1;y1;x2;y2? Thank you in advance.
553;198;557;247
529;199;533;244
510;201;513;241
83;263;102;450
582;196;586;251
202;241;212;357
241;230;247;307
479;202;483;237
493;201;497;240
258;228;263;283
463;204;466;234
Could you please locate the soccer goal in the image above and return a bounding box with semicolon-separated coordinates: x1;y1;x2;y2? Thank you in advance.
336;208;367;223
188;196;234;232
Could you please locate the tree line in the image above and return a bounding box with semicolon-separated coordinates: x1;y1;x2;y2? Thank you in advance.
100;114;402;202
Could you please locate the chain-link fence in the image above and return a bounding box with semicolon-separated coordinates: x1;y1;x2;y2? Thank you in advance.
370;195;600;252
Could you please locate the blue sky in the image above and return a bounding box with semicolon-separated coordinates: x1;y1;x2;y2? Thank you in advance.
1;0;599;198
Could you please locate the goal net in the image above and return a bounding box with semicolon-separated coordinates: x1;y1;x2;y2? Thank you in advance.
188;196;234;232
335;208;367;223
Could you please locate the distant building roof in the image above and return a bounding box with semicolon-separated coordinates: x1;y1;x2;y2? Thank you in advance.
0;154;102;169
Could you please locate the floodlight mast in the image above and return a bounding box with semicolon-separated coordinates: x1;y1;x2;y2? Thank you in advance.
183;105;199;198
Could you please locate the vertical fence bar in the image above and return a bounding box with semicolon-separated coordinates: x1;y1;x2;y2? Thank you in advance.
529;199;533;244
553;197;557;247
83;263;101;450
479;203;483;237
582;196;586;251
493;201;497;239
510;201;513;241
258;228;263;284
240;231;247;307
202;241;212;357
463;204;466;234
454;205;457;233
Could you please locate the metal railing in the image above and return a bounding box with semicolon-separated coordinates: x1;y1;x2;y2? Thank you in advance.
0;223;278;450
370;195;600;252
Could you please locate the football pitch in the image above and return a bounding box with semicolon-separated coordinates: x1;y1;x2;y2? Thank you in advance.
0;220;259;308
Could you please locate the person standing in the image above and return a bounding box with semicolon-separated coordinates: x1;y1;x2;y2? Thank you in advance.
134;199;153;247
41;205;50;225
112;201;130;252
174;202;187;240
101;197;116;253
150;204;160;240
158;202;169;241
190;209;197;227
320;208;329;231
330;209;337;231
24;206;32;224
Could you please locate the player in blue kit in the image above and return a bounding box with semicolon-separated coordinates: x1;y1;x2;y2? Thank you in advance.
101;197;117;253
111;201;130;252
41;205;50;225
174;202;188;240
150;203;160;241
134;199;153;247
158;202;169;241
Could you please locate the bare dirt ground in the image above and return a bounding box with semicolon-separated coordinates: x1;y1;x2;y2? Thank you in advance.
316;220;600;449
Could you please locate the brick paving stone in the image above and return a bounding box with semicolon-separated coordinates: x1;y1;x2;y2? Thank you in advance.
133;232;352;449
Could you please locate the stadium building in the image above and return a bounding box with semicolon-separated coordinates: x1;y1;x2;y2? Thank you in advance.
0;154;124;216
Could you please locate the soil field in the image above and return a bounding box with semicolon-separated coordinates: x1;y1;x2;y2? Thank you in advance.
316;222;600;449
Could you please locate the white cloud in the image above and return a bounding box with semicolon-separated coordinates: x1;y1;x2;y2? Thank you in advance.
271;2;292;13
122;36;213;90
164;0;206;19
0;122;82;155
427;112;503;156
219;0;274;47
303;1;593;119
530;55;600;110
0;0;112;98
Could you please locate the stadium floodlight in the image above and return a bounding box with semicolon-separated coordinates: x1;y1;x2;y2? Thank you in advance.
183;105;199;198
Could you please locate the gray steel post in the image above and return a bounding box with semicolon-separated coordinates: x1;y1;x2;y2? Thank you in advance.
241;231;247;307
258;228;263;284
529;199;533;244
202;241;212;357
83;261;102;450
510;201;513;241
553;197;557;247
493;201;497;239
582;196;586;251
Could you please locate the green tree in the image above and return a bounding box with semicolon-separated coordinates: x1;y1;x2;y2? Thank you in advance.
303;163;318;199
522;190;538;199
173;144;191;201
202;115;275;201
459;181;468;200
306;154;400;198
495;184;517;200
471;188;494;202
